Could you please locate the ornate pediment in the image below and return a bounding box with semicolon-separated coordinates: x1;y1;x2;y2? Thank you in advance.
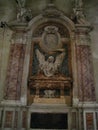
42;4;62;18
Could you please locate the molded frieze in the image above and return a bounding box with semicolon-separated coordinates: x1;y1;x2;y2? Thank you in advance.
76;33;91;46
11;32;27;44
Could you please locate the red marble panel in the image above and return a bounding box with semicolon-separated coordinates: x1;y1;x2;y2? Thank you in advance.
4;111;13;128
96;112;98;130
14;111;18;128
5;44;26;100
22;111;27;128
86;112;94;130
76;45;96;101
71;112;76;129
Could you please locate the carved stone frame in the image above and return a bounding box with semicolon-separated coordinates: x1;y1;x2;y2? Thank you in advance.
25;10;77;106
2;6;77;106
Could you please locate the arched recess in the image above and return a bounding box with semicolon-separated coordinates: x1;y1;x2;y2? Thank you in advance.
26;6;76;106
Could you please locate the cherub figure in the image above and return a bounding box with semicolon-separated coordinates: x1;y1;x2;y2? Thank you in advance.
36;49;65;77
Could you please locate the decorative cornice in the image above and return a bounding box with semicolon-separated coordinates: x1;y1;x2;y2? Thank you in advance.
75;25;92;46
75;24;93;33
78;102;98;109
7;22;28;44
8;22;28;32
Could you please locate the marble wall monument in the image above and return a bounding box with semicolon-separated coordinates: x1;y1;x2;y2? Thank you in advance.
0;0;98;130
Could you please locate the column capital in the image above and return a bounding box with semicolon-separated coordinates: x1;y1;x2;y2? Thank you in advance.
8;22;28;32
75;25;93;46
75;24;93;34
8;22;29;44
11;32;27;44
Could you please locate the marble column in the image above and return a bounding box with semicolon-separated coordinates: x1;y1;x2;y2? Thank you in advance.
75;25;96;102
4;24;28;101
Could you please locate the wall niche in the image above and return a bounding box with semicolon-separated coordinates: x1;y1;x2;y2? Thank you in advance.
28;22;72;106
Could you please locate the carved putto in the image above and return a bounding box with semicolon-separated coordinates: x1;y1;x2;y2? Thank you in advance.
36;49;65;77
72;8;90;25
15;0;32;22
31;25;70;77
71;0;90;25
44;90;56;98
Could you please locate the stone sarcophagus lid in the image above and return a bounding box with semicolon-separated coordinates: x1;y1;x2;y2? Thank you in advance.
28;75;72;105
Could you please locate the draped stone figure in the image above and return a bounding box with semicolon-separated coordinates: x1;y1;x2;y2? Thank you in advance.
36;49;65;77
15;0;26;21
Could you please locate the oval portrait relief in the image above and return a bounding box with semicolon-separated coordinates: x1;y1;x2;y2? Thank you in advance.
40;26;62;53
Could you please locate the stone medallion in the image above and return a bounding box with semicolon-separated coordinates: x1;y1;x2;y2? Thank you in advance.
40;26;62;53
